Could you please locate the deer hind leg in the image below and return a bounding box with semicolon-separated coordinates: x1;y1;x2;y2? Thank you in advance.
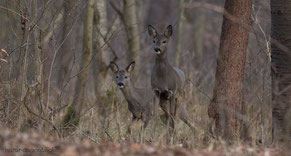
160;113;175;129
179;104;195;132
159;100;174;129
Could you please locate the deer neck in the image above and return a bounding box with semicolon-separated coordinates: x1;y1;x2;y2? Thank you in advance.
155;51;171;70
155;51;169;63
120;80;136;101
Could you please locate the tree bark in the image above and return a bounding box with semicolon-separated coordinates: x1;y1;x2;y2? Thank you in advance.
92;0;110;97
271;0;291;142
208;0;252;141
61;0;95;135
175;0;184;68
123;0;140;64
57;0;76;88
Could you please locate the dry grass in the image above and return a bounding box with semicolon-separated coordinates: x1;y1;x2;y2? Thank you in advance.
0;127;281;156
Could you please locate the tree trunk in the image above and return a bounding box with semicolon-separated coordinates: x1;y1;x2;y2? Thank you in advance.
208;0;252;141
92;0;112;139
92;0;110;98
57;0;76;88
61;0;95;135
123;0;140;64
271;0;291;142
175;0;184;68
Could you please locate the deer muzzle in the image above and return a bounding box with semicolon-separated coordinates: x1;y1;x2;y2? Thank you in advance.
154;48;161;54
118;82;124;89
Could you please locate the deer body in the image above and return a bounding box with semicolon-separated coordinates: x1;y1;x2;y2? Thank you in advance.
148;25;194;132
120;83;152;122
110;61;153;134
152;57;186;96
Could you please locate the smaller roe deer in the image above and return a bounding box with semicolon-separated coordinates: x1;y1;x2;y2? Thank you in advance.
110;61;153;136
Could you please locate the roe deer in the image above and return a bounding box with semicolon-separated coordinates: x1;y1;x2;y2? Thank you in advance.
148;25;194;132
110;61;153;136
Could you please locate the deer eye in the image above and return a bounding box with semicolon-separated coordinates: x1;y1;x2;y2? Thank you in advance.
116;76;119;79
125;76;128;79
153;40;156;43
163;41;167;43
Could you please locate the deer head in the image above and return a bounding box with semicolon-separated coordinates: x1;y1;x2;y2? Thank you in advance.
110;61;135;89
148;25;172;56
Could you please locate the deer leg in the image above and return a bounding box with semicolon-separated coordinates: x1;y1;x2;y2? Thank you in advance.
165;89;173;100
161;101;175;144
140;115;150;143
153;88;161;96
166;89;176;130
150;89;160;140
169;94;176;128
127;116;137;135
159;113;168;125
143;117;149;130
179;104;195;132
168;96;177;144
159;100;173;127
140;118;148;144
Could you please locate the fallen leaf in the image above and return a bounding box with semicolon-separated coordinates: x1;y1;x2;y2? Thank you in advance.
1;49;9;56
0;58;8;63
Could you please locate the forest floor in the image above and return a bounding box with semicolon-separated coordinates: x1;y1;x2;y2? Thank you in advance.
0;128;283;156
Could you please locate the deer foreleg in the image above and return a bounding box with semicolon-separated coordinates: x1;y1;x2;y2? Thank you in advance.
127;117;137;134
165;89;173;100
169;96;176;129
150;89;160;139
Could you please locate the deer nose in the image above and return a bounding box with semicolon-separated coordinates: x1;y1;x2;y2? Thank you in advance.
154;48;161;53
118;82;124;88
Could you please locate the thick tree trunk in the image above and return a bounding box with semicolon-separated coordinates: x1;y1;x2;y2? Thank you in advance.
57;0;76;88
271;0;291;142
208;0;252;141
61;0;95;135
92;0;110;97
123;0;140;64
175;0;184;68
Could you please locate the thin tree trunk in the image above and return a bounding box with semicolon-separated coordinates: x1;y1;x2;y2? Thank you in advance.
271;0;291;142
208;0;252;141
17;3;30;130
123;0;140;64
193;14;206;62
31;0;45;132
176;0;184;67
61;0;96;135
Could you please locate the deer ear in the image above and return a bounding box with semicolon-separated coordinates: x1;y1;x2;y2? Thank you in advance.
164;25;173;38
110;62;119;73
148;25;157;38
126;61;135;72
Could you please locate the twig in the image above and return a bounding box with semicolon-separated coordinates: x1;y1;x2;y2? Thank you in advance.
45;2;86;117
82;133;99;144
109;2;125;24
51;32;115;117
23;87;61;138
105;131;114;142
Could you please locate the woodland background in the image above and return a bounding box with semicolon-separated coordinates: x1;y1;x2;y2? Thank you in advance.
0;0;287;154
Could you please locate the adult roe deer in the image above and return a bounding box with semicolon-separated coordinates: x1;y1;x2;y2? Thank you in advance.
148;25;194;132
110;61;153;138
